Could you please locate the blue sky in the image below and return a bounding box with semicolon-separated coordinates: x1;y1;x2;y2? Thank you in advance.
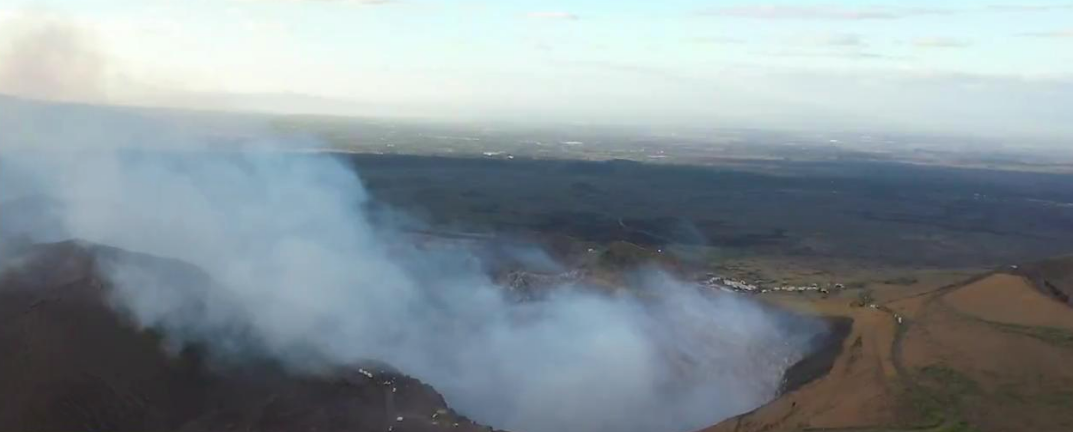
1;0;1071;139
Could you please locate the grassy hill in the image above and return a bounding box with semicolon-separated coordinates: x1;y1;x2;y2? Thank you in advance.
702;264;1073;432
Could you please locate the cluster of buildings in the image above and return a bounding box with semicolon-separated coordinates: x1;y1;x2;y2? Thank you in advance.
701;275;841;295
766;284;833;294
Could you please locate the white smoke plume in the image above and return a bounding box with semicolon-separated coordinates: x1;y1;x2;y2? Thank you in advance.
0;100;826;432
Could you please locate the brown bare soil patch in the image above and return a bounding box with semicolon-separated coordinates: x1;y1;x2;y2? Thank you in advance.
898;282;1073;432
705;266;1073;432
945;273;1073;329
702;299;901;432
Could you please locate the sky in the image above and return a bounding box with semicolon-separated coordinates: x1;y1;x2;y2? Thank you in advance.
0;0;1071;141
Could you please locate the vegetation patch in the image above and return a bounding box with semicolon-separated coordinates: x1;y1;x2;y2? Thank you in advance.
935;420;982;432
988;322;1073;349
899;365;983;428
919;365;981;403
899;383;946;426
883;276;920;286
1043;391;1073;408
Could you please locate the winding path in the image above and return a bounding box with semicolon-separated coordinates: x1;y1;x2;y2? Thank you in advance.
799;272;1000;432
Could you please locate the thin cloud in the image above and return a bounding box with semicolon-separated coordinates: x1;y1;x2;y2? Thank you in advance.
1018;29;1073;38
526;12;580;21
988;3;1073;11
692;36;746;45
556;60;697;84
912;37;972;48
697;5;957;20
764;49;895;60
800;33;865;47
760;32;893;62
236;0;397;4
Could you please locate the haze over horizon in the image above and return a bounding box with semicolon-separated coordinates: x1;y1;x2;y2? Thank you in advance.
0;0;1071;142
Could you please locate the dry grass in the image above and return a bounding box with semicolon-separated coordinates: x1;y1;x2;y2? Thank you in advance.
704;266;1073;432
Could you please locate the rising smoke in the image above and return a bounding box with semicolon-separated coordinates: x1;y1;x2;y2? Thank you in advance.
0;101;826;432
0;13;108;104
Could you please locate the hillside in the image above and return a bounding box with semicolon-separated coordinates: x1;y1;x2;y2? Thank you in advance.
6;238;1073;432
702;264;1073;432
1018;256;1073;305
0;241;492;432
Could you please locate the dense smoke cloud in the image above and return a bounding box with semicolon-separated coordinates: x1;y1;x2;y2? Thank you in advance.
0;101;825;432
